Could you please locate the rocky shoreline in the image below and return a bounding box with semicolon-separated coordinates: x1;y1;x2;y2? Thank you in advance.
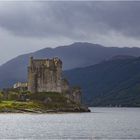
0;107;90;114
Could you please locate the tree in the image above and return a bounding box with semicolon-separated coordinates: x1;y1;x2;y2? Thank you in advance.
8;92;19;100
0;92;3;102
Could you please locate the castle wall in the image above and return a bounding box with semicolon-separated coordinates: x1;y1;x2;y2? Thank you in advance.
61;79;70;93
28;57;62;93
71;88;82;104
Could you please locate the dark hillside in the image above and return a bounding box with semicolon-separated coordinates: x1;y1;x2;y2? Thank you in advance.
64;57;140;107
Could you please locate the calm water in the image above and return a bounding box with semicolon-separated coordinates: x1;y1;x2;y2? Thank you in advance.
0;107;140;139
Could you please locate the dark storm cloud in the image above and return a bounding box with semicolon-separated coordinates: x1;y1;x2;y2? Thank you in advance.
0;1;140;39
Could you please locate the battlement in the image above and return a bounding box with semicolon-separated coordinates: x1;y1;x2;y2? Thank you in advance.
29;57;62;69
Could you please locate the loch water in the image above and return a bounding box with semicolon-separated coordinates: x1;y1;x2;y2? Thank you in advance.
0;107;140;139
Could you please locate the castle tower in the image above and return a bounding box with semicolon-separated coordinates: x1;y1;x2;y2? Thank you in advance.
28;57;62;93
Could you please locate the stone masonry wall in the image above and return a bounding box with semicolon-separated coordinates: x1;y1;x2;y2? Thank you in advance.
28;57;62;93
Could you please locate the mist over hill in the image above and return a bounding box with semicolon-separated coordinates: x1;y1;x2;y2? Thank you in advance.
1;42;140;89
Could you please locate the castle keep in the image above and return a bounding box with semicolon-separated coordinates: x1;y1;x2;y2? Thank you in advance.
28;57;63;93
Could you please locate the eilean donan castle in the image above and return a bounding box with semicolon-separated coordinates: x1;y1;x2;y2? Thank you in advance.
28;57;81;104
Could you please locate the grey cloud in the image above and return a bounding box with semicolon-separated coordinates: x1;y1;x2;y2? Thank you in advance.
0;1;140;39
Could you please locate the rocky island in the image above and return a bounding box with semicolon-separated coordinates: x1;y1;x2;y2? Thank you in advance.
0;57;90;113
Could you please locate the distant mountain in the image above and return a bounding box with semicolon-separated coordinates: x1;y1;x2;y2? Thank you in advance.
64;57;140;107
1;42;140;88
108;55;136;61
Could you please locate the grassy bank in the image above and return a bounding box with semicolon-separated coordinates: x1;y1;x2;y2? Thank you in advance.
0;101;44;113
0;92;90;113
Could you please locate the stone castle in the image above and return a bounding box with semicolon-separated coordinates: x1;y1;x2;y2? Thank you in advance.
28;57;63;93
28;57;81;104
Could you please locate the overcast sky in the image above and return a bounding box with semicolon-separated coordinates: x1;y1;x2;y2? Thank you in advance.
0;1;140;64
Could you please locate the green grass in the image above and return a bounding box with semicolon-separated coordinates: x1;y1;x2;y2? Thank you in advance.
0;101;45;111
0;92;81;112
